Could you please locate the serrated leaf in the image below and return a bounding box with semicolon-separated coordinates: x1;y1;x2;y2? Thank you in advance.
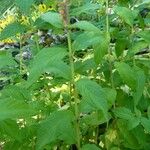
81;144;101;150
41;12;63;28
76;78;108;115
127;117;140;130
15;0;34;14
0;119;20;140
0;52;17;69
113;107;134;120
115;62;136;89
94;33;110;65
45;61;71;80
70;3;100;16
72;31;101;51
0;22;27;40
128;41;148;56
141;117;150;132
137;30;150;43
0;98;36;121
27;47;68;87
81;111;111;126
117;120;141;149
36;110;76;150
71;21;100;32
133;67;145;106
136;58;150;69
0;85;31;101
114;6;138;27
115;38;128;57
103;88;117;108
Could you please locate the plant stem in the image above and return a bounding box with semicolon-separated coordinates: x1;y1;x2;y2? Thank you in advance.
106;0;114;90
64;1;81;148
67;29;81;150
19;35;23;76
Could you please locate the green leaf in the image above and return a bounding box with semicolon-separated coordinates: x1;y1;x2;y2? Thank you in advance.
0;0;14;15
76;78;108;115
141;117;150;132
27;47;68;87
113;107;134;120
36;110;76;150
81;144;101;150
94;33;110;65
0;52;17;69
128;41;148;56
41;12;63;28
72;31;101;51
115;62;136;89
81;111;111;126
0;119;20;140
103;88;117;108
70;3;100;16
45;61;71;80
0;22;27;40
115;38;128;57
114;6;138;27
0;98;36;121
71;21;100;32
117;120;141;149
136;58;150;69
15;0;34;15
127;117;140;130
133;67;145;106
0;85;31;101
137;30;150;43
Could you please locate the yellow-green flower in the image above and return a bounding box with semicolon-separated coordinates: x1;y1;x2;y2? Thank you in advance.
38;4;47;13
20;15;30;25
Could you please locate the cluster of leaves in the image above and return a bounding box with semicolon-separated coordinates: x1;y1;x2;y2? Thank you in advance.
0;0;150;150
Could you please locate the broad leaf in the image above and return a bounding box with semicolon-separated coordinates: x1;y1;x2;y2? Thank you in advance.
0;119;20;140
27;47;68;86
137;30;150;43
128;41;148;56
133;67;145;106
0;52;17;69
103;88;117;108
81;144;101;150
113;107;134;120
115;38;128;57
0;98;36;121
141;117;150;132
41;12;63;28
76;78;108;115
81;111;111;126
70;3;100;16
114;6;138;27
71;21;100;32
94;33;110;65
115;62;136;89
15;0;34;15
0;22;27;40
72;31;101;51
36;110;76;150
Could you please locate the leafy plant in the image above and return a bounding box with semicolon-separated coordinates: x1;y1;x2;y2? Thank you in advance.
0;0;150;150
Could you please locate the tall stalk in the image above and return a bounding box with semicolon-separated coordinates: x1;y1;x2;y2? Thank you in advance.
19;35;23;76
106;0;114;90
59;0;81;149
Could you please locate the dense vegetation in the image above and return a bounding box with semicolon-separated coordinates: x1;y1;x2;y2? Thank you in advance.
0;0;150;149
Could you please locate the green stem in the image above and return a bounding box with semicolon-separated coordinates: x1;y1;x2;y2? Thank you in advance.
67;29;81;150
19;35;23;76
106;0;114;90
35;33;40;52
64;1;80;148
